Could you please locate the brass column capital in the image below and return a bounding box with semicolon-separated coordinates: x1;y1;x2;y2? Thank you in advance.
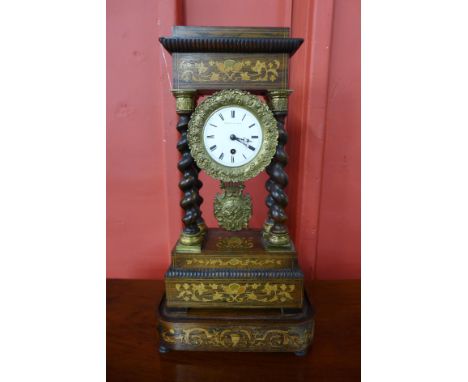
267;89;293;113
172;89;197;113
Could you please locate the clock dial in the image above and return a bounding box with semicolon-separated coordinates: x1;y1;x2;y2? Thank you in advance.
187;89;278;182
203;106;263;168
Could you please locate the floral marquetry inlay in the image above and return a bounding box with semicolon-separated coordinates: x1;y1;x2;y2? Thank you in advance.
174;282;296;304
178;58;281;83
216;236;254;249
185;258;282;267
160;325;314;352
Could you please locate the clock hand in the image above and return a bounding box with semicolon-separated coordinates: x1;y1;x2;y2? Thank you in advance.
230;134;257;153
230;134;249;148
230;134;253;145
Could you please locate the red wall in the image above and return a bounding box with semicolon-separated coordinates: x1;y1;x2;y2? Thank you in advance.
107;0;360;280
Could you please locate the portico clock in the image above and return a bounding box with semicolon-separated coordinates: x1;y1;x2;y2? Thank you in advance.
157;26;315;356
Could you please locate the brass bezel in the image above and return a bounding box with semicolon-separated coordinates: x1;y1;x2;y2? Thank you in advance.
188;89;278;182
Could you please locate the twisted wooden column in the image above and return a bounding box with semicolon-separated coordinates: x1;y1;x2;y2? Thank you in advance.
264;90;293;248
194;164;206;233
173;90;204;252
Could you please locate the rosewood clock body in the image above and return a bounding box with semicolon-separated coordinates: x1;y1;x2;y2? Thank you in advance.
157;26;314;355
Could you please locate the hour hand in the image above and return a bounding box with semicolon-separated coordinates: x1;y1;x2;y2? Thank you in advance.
230;134;249;147
230;134;256;152
230;134;252;147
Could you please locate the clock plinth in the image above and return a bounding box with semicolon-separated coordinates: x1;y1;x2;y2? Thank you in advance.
158;26;313;355
158;292;315;354
167;229;304;309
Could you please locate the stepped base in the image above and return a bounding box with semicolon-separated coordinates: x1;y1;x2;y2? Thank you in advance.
157;292;315;354
166;229;304;309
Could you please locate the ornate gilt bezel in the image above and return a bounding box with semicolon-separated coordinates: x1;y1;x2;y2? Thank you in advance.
187;89;278;182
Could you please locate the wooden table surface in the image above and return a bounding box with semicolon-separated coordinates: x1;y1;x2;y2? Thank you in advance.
107;279;360;382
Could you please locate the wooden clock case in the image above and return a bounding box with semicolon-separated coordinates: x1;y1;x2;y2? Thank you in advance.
157;26;314;355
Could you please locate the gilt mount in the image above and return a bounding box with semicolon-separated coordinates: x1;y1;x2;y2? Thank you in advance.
188;89;278;182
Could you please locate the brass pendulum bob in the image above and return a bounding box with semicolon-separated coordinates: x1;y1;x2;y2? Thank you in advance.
214;181;252;231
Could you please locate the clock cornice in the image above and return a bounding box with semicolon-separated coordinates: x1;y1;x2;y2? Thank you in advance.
159;36;304;56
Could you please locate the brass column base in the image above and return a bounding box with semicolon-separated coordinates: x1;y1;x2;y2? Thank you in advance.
262;232;294;251
262;222;293;250
175;231;204;253
158;292;315;354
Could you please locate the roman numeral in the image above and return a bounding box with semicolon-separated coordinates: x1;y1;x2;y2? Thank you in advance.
248;123;255;128
231;110;235;118
251;136;258;139
242;113;246;121
219;152;224;160
231;155;235;163
219;113;224;121
248;145;256;151
209;123;217;127
206;135;215;138
210;145;217;151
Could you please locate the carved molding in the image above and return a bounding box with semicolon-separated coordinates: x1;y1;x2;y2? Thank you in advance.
160;36;304;55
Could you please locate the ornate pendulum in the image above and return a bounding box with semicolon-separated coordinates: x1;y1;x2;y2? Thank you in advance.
214;182;252;231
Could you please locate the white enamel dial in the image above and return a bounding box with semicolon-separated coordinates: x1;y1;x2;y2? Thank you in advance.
203;106;263;167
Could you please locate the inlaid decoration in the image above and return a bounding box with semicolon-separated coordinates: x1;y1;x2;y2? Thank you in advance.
173;53;288;90
178;58;281;83
174;282;296;304
216;236;254;249
160;325;314;352
185;257;282;267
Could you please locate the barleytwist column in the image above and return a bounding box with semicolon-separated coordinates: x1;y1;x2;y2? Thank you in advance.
194;165;206;234
173;90;204;252
264;90;293;249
